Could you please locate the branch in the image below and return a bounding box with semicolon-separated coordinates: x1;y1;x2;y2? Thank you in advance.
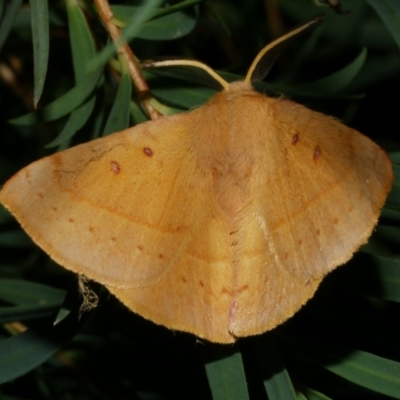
93;0;160;120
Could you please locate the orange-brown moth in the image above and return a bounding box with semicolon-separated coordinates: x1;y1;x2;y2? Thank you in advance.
0;17;393;343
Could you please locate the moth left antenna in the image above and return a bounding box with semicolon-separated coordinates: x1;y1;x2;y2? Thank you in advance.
142;58;230;90
245;14;324;85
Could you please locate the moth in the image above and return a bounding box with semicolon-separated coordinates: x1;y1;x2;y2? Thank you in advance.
0;16;393;343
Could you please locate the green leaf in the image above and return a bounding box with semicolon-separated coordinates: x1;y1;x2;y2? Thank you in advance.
112;5;196;40
43;0;100;147
284;335;400;399
203;346;250;400
45;95;96;148
0;310;82;385
325;351;400;398
0;205;12;224
300;386;333;400
67;0;97;83
149;0;202;20
294;48;368;95
130;100;148;124
386;164;400;203
360;225;400;259
390;151;400;164
0;304;59;324
30;0;49;108
381;207;400;221
149;82;215;109
0;0;23;52
388;182;400;204
0;231;33;248
0;279;65;306
9;64;103;125
10;0;102;126
103;71;132;136
254;334;297;400
366;0;400;50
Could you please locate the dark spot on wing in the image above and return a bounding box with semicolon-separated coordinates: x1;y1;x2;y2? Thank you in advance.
137;245;143;250
292;134;299;145
313;146;321;161
111;161;120;174
143;147;153;157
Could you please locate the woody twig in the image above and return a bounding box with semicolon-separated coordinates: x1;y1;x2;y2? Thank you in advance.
93;0;160;120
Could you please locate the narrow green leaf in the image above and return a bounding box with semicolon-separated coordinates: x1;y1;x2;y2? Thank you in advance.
0;304;58;324
150;83;215;109
10;0;102;126
139;10;196;41
381;207;400;221
283;335;400;399
0;205;12;224
112;5;196;40
30;0;49;108
67;0;97;83
295;48;367;95
361;225;400;258
149;0;202;20
203;346;250;400
90;99;107;140
366;0;400;49
0;279;65;306
254;334;297;400
45;95;96;148
388;182;400;204
394;164;400;181
0;311;82;385
389;151;400;164
0;0;23;52
300;386;333;400
130;100;148;124
297;393;308;400
103;71;132;136
387;165;400;203
9;65;103;125
0;231;33;248
42;0;100;147
325;351;400;398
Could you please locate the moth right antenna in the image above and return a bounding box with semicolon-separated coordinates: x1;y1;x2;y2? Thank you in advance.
245;14;324;85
